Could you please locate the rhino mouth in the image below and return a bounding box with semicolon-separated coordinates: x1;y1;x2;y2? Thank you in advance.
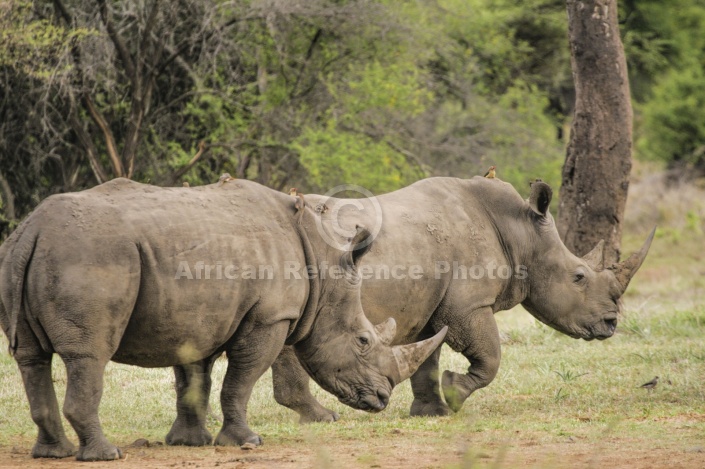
340;388;390;413
585;315;618;341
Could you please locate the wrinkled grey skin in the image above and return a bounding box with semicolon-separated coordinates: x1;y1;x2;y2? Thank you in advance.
0;178;446;461
259;177;654;420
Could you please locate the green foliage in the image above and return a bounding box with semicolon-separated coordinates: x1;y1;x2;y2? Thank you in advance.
636;65;705;166
295;59;430;192
0;1;89;79
295;122;420;193
3;0;704;236
623;0;705;168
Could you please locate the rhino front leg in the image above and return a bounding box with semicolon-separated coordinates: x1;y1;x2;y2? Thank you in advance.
409;342;450;417
440;308;501;413
166;354;219;446
271;346;339;423
62;357;121;461
215;320;290;446
16;344;76;458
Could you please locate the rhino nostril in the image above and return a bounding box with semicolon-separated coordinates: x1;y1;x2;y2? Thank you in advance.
605;318;617;332
377;389;390;409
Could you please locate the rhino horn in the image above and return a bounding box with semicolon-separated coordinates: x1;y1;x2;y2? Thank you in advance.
374;318;397;346
609;227;656;293
391;326;448;384
582;239;605;271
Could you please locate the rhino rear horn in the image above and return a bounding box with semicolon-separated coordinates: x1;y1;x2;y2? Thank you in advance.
582;239;605;271
374;318;396;346
391;326;448;385
609;227;656;293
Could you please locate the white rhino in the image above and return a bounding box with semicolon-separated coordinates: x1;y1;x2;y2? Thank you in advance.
0;178;446;461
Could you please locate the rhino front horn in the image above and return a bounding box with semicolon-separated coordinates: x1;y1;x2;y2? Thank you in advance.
391;326;448;384
610;227;656;292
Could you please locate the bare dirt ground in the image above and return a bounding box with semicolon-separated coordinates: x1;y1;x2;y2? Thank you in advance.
1;436;704;469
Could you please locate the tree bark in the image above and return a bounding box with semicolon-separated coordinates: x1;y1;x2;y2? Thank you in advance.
558;0;632;264
0;170;16;222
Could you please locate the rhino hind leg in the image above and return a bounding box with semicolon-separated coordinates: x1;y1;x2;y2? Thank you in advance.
272;346;339;424
62;357;122;461
438;308;501;413
215;320;290;447
167;354;220;446
409;342;451;417
15;340;76;459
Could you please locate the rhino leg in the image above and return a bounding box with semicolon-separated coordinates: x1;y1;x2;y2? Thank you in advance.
166;354;219;446
440;308;501;412
62;357;121;461
215;320;290;446
409;342;450;417
15;326;76;459
271;346;339;423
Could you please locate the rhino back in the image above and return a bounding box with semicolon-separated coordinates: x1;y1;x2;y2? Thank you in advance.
17;178;308;366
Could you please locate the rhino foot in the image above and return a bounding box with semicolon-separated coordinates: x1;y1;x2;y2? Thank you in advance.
32;439;77;459
76;439;122;462
298;405;340;424
441;370;473;413
166;425;213;446
410;399;452;417
214;428;263;447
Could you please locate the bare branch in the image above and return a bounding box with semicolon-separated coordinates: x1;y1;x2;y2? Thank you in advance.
97;0;137;86
0;170;16;222
83;95;124;177
169;140;209;182
68;109;108;184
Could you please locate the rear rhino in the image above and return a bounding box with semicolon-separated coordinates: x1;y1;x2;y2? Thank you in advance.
265;177;654;420
0;178;446;461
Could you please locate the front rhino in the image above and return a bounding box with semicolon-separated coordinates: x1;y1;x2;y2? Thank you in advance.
0;179;446;461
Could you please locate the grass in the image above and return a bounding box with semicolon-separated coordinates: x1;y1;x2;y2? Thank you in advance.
0;172;704;467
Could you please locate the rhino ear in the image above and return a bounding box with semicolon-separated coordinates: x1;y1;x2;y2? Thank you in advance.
529;181;553;217
341;225;374;270
582;239;605;271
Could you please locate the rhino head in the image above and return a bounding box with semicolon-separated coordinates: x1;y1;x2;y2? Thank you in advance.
520;182;655;341
293;226;447;412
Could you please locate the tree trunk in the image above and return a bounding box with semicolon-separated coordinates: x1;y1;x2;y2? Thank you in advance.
557;0;632;264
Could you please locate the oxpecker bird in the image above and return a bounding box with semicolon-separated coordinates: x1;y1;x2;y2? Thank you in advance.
217;173;235;186
639;376;659;392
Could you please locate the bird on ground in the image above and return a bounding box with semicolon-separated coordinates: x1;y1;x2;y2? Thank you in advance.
484;165;496;178
639;376;659;392
182;181;190;187
217;173;235;186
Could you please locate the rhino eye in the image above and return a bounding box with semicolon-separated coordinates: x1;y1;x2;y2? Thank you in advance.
574;272;585;284
358;336;369;346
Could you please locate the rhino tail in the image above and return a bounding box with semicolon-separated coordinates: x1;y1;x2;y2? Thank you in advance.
6;227;38;357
